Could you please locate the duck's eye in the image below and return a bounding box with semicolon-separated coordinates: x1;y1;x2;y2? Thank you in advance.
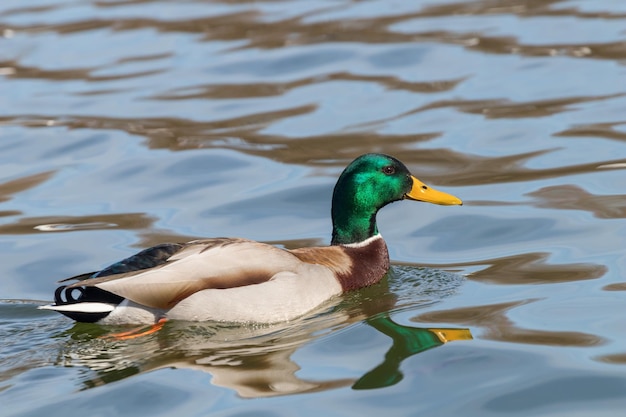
382;166;395;175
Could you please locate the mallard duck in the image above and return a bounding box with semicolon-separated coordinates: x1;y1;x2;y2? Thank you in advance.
40;153;461;326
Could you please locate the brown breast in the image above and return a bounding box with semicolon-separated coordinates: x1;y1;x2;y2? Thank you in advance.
289;236;390;292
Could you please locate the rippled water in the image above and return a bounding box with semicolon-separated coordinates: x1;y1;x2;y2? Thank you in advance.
2;0;626;415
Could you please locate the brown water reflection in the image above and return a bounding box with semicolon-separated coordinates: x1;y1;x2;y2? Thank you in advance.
7;114;626;189
596;353;626;364
603;283;626;291
152;73;465;100
417;251;607;285
5;0;626;61
594;284;626;367
0;213;156;234
379;93;625;122
412;300;605;347
528;185;626;219
556;121;626;142
5;115;625;197
0;171;55;203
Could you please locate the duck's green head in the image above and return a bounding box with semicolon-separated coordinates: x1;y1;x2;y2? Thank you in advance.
331;153;462;245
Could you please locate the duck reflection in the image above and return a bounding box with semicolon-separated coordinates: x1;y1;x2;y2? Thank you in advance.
59;269;471;398
354;315;471;390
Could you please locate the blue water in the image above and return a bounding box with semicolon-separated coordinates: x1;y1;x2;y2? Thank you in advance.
2;0;626;415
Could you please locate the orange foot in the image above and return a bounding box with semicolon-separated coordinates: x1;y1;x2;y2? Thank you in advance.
102;318;168;341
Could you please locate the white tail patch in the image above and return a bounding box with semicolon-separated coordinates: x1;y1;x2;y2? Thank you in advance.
38;302;116;313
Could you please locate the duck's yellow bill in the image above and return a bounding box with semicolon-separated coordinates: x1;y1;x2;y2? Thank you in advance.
405;176;462;206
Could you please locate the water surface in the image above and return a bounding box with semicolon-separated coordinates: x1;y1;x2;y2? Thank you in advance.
2;0;626;416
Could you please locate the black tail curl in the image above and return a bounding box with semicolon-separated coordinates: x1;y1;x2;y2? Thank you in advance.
51;285;125;323
54;284;125;306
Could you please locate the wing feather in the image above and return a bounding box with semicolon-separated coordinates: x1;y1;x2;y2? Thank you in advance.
68;238;308;309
